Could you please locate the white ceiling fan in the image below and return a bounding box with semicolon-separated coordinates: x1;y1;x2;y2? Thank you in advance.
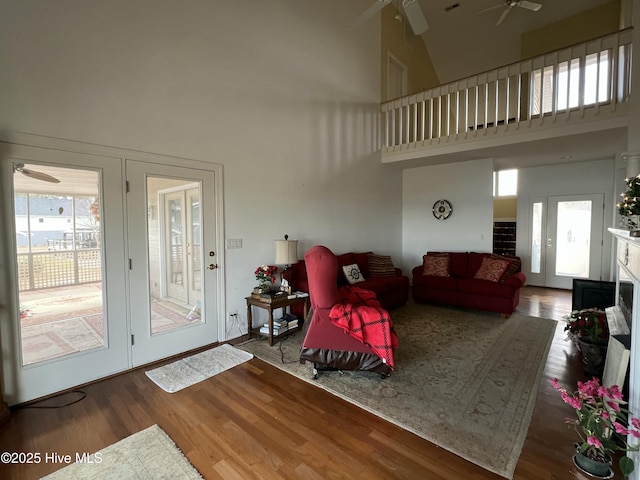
14;163;60;183
479;0;543;27
354;0;428;35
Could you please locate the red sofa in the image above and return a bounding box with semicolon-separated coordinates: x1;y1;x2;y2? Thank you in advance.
412;251;526;316
282;250;410;314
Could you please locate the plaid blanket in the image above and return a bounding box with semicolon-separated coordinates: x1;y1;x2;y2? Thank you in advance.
329;286;398;370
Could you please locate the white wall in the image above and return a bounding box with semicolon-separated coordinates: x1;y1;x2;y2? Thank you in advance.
0;0;402;336
401;158;494;274
515;158;617;283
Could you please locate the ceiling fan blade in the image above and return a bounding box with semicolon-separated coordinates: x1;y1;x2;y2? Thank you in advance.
518;0;542;11
402;0;428;34
353;0;392;28
21;169;61;183
478;3;506;14
495;6;513;26
14;163;61;183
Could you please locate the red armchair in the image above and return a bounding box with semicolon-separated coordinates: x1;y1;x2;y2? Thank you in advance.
299;245;396;378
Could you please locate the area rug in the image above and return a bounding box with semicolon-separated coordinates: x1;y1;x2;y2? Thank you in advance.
238;302;556;479
146;344;253;393
42;424;202;479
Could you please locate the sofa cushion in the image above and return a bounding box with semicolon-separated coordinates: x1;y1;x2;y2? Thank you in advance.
429;251;468;277
457;277;515;298
343;263;365;284
415;274;457;290
352;252;372;277
473;256;511;282
423;254;450;277
358;278;390;295
368;253;396;277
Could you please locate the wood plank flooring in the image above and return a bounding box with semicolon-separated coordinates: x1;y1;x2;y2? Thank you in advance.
0;286;607;479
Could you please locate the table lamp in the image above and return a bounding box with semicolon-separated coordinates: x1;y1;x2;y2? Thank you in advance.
275;234;298;279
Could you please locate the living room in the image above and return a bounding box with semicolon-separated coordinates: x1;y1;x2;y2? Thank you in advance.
0;0;639;478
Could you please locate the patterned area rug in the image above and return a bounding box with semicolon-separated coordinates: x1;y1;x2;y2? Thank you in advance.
41;424;202;479
238;302;556;479
145;344;253;393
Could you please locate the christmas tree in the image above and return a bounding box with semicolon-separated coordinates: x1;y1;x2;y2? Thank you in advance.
617;175;640;229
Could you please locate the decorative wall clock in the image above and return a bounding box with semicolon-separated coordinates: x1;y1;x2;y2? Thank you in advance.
432;199;453;220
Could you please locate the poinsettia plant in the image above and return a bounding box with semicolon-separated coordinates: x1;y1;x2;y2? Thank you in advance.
552;377;640;476
255;265;278;285
563;308;609;345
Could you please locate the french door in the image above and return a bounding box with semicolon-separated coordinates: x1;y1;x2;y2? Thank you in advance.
1;142;223;405
126;161;220;366
1;146;129;405
528;194;604;289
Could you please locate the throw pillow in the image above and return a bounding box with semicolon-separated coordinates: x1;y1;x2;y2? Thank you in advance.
422;254;450;277
368;253;396;277
474;256;511;282
343;263;365;284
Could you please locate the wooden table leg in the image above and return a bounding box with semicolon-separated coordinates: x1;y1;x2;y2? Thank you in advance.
246;302;252;339
268;306;274;346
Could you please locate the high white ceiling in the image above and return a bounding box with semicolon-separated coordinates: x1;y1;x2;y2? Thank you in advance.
416;0;618;84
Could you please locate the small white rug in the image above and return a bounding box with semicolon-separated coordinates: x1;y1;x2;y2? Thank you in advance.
42;424;202;479
145;343;253;393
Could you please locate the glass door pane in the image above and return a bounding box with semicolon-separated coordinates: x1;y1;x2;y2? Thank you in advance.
146;178;203;335
555;200;592;278
14;164;105;366
127;160;218;367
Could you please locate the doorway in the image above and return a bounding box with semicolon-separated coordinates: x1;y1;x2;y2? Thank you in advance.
528;194;604;289
126;161;220;367
1;142;224;405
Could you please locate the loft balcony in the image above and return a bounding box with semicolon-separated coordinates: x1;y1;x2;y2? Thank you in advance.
381;29;632;166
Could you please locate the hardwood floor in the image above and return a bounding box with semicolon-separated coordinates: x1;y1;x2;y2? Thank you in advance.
0;286;606;479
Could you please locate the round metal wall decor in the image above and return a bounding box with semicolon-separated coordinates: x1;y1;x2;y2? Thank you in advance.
432;199;452;220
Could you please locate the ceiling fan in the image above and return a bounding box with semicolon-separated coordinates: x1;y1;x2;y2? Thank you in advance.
354;0;428;35
14;163;60;183
479;0;543;27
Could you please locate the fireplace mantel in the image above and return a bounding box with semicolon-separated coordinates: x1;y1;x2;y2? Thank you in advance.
610;228;640;479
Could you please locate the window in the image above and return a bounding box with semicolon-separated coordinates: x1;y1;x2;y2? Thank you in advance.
531;49;611;115
493;169;518;197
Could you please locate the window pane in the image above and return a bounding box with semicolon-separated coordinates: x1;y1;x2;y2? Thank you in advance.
531;202;543;274
497;169;518;196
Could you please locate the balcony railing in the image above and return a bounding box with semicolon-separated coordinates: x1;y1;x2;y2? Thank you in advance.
381;29;632;155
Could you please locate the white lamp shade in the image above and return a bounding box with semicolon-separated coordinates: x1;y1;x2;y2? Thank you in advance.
275;239;298;266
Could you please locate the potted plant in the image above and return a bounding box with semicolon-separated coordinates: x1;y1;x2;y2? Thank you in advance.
552;377;640;477
563;308;609;375
254;264;278;293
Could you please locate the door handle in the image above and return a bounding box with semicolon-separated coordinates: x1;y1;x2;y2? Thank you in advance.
208;263;218;270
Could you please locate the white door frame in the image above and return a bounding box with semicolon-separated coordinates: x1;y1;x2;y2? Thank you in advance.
0;144;129;405
0;133;226;404
126;160;221;366
527;194;604;289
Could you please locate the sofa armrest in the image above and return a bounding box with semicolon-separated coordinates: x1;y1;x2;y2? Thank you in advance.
411;265;423;278
503;271;526;289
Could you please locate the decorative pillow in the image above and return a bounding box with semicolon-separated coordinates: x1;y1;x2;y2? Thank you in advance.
422;254;450;277
368;253;396;277
502;256;521;276
342;263;365;284
474;256;511;282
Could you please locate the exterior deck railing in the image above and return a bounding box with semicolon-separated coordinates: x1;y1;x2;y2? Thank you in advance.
381;29;632;156
17;249;101;291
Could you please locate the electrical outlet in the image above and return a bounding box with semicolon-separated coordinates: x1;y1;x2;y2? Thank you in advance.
226;238;242;249
229;310;238;318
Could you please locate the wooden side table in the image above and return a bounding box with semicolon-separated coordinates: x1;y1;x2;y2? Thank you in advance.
245;294;309;346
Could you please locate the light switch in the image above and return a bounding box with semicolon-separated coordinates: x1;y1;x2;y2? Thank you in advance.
226;238;242;249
